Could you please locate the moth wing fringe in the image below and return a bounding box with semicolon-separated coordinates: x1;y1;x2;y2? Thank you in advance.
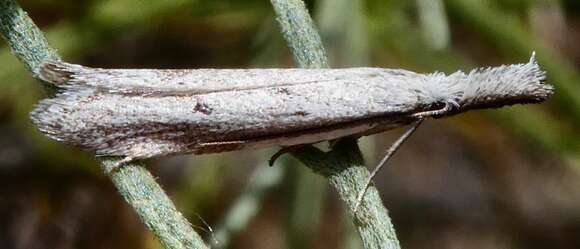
38;60;88;86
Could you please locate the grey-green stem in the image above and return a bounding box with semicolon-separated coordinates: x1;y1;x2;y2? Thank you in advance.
269;0;401;248
0;1;208;248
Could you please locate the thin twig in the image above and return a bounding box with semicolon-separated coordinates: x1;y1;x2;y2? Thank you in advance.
270;0;402;248
353;119;424;213
0;1;208;248
270;0;328;69
101;160;208;249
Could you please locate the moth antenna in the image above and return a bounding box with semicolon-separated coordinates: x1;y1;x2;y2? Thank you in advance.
353;119;424;214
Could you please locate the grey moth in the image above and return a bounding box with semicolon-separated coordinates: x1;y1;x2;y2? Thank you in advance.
31;55;553;163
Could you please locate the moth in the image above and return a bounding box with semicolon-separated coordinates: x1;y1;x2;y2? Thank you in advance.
31;54;553;164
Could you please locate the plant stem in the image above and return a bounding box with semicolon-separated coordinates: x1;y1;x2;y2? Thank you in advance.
270;0;328;69
292;139;402;249
0;1;208;248
0;0;60;75
269;0;401;248
101;160;208;249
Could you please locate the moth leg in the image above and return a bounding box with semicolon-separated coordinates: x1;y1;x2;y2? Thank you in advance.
353;119;424;214
269;145;305;166
411;100;457;118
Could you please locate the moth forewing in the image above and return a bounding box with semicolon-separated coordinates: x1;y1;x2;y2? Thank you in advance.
38;61;421;95
31;55;553;160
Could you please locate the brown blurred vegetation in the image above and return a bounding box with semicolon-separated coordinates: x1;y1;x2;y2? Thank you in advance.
0;0;579;248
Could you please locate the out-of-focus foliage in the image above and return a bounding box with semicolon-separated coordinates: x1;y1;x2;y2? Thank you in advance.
0;0;579;248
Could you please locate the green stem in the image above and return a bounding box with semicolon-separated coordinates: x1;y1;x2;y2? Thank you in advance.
292;140;402;249
269;0;402;248
102;160;208;249
0;1;208;248
0;0;60;76
270;0;328;69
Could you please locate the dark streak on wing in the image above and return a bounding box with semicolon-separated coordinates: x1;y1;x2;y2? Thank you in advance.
71;111;418;157
126;80;333;97
188;115;418;155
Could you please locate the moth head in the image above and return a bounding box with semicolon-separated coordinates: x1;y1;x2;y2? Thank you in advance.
457;53;553;109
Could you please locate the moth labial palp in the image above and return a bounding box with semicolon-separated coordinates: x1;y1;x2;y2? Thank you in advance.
411;101;454;118
29;53;553;167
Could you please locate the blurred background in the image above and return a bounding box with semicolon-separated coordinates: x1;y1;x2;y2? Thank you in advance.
1;0;579;248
